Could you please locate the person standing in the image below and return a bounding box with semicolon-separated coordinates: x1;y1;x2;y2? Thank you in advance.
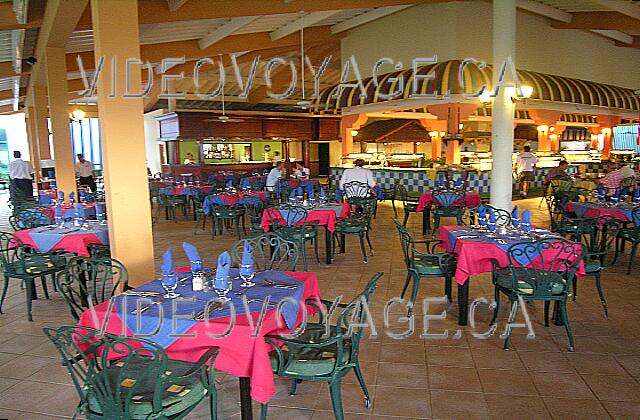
75;153;97;192
7;151;34;200
514;145;538;198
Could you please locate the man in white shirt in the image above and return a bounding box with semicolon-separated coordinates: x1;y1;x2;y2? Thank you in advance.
266;161;285;191
75;154;97;192
339;159;377;196
514;145;538;198
8;151;34;200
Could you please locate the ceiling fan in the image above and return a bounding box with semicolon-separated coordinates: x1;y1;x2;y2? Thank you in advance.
203;71;245;123
295;14;319;112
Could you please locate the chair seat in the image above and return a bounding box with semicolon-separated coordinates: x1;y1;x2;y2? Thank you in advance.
584;257;602;274
335;218;368;234
88;357;207;419
433;206;464;216
7;254;66;276
411;255;449;275
494;268;566;295
618;228;639;241
269;325;351;377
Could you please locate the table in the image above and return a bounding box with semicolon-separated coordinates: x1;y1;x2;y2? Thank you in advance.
77;270;320;419
39;203;97;220
275;179;318;194
160;185;213;196
239;176;266;189
417;192;482;234
14;221;109;256
439;225;584;325
203;191;267;213
260;203;351;264
565;201;636;223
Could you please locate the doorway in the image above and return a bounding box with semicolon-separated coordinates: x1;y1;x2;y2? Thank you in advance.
318;143;330;176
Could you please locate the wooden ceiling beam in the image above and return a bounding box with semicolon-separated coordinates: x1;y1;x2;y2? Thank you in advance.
198;16;260;50
590;0;640;21
270;11;341;41
331;5;413;33
615;36;640;49
551;12;640;31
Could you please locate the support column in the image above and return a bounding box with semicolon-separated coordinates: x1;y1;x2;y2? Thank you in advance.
529;110;563;152
428;104;475;165
31;85;51;161
597;115;621;161
45;47;77;198
340;113;368;158
419;119;446;159
490;0;516;210
25;106;41;185
302;140;310;168
91;0;154;286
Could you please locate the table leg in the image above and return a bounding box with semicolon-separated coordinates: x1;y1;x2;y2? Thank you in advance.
324;226;333;264
340;233;346;254
422;209;431;235
457;282;469;326
239;377;253;420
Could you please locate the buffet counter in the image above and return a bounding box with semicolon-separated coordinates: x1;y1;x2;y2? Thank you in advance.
162;162;273;178
330;165;578;195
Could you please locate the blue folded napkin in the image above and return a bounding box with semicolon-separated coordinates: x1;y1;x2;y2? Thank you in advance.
215;251;231;280
477;205;487;226
615;190;620;200
597;185;605;197
54;205;63;222
226;180;233;189
290;189;296;198
454;179;463;188
241;241;254;266
161;248;174;275
634;189;640;202
296;186;304;196
58;191;64;201
489;208;496;224
96;202;105;221
69;192;75;202
182;242;202;268
309;189;315;199
74;203;85;221
522;209;531;226
319;188;326;200
511;205;520;227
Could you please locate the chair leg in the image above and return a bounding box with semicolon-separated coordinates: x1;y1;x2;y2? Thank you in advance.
444;276;452;303
502;300;519;351
544;301;550;327
627;242;639;275
489;288;500;326
402;210;410;226
391;199;397;217
209;381;218;420
301;242;308;271
314;237;320;263
328;379;345;420
408;273;420;314
260;403;268;420
594;272;608;319
572;276;577;301
613;237;622;264
25;278;33;322
365;232;374;255
0;275;9;314
353;364;372;408
560;300;575;352
40;276;50;300
358;234;368;263
289;378;301;396
400;272;411;299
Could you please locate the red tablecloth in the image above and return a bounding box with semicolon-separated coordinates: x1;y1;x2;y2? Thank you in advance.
439;226;585;285
14;227;107;257
77;271;320;404
212;191;267;206
38;203;96;219
170;185;213;195
260;203;350;232
417;193;482;213
565;202;632;222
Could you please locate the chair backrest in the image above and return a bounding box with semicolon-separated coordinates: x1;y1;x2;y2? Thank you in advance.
632;208;640;227
393;219;413;268
432;190;465;207
9;208;52;230
585;217;620;257
43;325;171;419
269;204;308;228
505;238;584;297
0;232;26;275
622;176;636;188
57;257;128;321
396;184;420;205
231;232;299;271
484;205;512;227
343;181;372;199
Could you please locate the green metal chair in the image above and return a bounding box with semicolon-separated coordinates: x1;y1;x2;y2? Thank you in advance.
267;204;320;271
261;272;384;420
380;181;399;217
244;200;266;234
56;256;130;321
154;193;187;223
43;325;220;420
0;231;66;321
490;238;584;351
397;184;420;226
209;203;246;240
431;190;467;233
394;219;456;315
545;195;596;240
231;232;299;271
87;244;111;259
574;217;619;318
613;208;640;274
333;197;375;263
8;208;52;231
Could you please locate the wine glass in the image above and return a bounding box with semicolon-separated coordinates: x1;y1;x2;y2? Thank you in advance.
162;273;180;298
214;276;232;302
239;264;255;287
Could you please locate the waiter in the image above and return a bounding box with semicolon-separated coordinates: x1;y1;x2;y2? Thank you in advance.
75;153;97;192
7;151;34;200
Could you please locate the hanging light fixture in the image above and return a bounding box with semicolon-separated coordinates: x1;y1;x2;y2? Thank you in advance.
70;109;86;121
296;12;313;110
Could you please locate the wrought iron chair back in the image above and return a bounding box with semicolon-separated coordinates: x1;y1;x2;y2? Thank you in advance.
343;181;373;199
268;204;309;228
0;232;26;274
9;208;52;231
231;232;300;271
57;256;128;321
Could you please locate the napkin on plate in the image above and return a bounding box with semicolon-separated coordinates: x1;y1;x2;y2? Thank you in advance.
296;186;304;196
215;251;231;279
54;205;63;222
69;192;75;202
74;203;85;222
319;188;326;200
241;240;254;266
290;188;296;199
162;248;174;275
454;178;463;188
308;189;315;199
182;242;202;267
511;205;520;226
96;202;105;221
522;209;531;228
58;191;64;201
226;180;233;189
477;205;487;225
488;208;496;225
597;185;605;198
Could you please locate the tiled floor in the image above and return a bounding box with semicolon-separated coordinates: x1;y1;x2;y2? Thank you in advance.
1;191;640;419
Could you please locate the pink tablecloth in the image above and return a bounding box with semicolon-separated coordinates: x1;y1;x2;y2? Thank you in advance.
260;203;350;233
39;203;96;219
171;185;213;195
213;191;267;206
14;227;106;257
77;271;320;404
417;193;482;212
439;226;585;285
565;202;632;222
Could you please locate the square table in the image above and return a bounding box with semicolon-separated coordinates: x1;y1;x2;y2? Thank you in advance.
14;221;109;257
439;225;584;325
565;201;637;223
417;192;482;234
260;203;350;264
77;270;320;419
38;203;97;220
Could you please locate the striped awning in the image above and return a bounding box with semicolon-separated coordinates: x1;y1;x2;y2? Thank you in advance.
560;114;598;124
613;125;640;152
313;60;640;114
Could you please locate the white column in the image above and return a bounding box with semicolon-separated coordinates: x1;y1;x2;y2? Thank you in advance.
490;0;516;210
